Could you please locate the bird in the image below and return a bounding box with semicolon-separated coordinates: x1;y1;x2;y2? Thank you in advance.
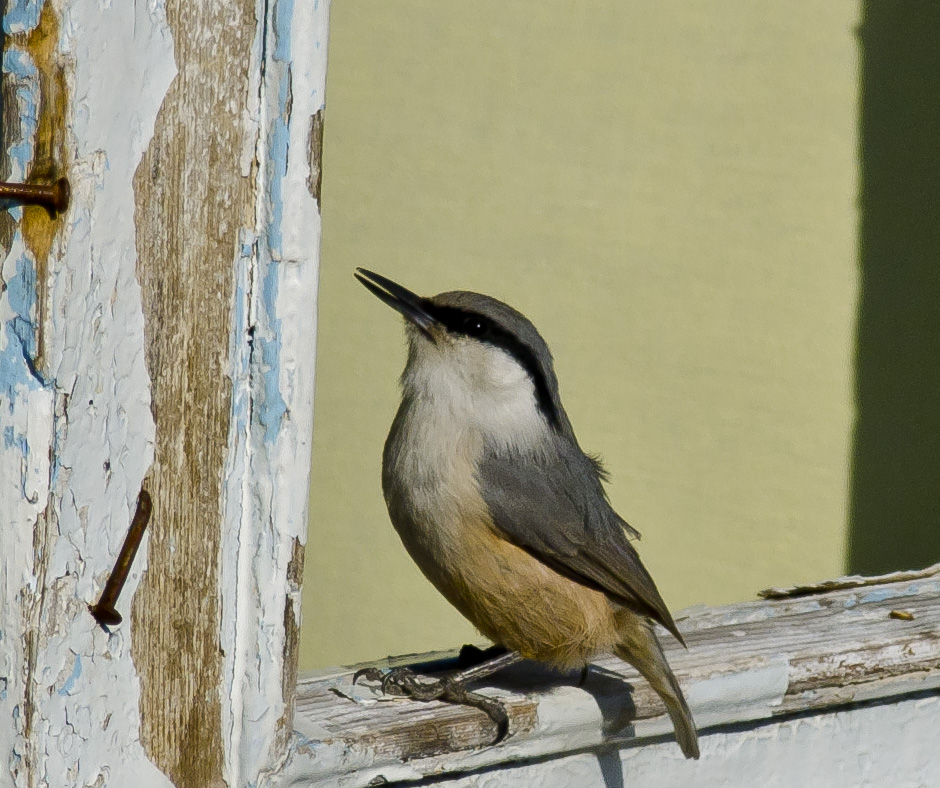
353;268;699;759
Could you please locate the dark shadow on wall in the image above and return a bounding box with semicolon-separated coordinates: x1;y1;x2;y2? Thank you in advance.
848;3;940;574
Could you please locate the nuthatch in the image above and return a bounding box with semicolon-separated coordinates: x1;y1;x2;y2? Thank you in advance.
353;269;699;759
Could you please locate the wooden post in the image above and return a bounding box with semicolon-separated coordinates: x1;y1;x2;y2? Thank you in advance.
0;1;329;785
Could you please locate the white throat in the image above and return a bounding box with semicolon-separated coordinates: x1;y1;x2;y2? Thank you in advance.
401;335;549;457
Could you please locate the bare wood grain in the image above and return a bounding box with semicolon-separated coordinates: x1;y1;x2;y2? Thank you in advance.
131;1;258;786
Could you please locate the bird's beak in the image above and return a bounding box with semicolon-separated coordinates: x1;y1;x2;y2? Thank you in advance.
354;268;437;340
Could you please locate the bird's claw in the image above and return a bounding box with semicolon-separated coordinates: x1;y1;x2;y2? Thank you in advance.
352;666;510;743
352;666;385;686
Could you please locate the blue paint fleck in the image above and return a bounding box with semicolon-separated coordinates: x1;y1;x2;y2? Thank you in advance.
6;253;37;354
57;655;82;696
255;233;288;443
3;0;41;36
860;587;906;605
266;100;289;256
859;582;931;604
265;0;295;259
0;46;48;416
257;335;287;443
273;0;294;62
2;426;14;447
252;1;298;447
2;49;40;180
1;253;45;402
5;250;35;312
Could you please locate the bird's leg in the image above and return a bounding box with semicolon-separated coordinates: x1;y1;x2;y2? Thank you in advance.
463;643;588;685
457;643;508;669
353;650;523;743
448;648;522;684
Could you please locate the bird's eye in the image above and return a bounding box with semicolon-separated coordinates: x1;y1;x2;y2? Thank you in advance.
461;316;487;337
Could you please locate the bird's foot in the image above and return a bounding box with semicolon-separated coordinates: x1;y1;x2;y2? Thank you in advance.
352;666;445;700
353;666;510;743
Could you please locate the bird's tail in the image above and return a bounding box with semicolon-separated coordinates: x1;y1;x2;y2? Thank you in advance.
613;616;700;759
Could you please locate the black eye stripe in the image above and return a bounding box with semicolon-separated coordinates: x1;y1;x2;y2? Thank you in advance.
425;304;560;429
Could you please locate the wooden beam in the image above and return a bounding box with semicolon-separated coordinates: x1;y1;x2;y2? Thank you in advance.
285;573;940;786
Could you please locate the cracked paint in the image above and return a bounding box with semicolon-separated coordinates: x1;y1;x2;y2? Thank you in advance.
1;0;174;785
222;0;330;784
0;12;56;785
2;0;330;785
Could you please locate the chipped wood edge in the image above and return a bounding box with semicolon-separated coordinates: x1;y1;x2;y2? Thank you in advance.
758;561;940;599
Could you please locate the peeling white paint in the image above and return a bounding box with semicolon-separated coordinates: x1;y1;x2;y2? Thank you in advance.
1;0;175;784
0;10;60;788
222;0;331;783
2;0;330;783
37;0;177;775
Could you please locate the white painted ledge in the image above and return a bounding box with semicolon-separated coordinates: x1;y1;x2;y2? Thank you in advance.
281;569;940;787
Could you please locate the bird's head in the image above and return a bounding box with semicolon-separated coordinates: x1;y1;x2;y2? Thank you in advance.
355;268;566;435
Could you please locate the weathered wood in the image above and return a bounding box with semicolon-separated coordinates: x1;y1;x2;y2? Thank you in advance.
131;0;258;783
360;694;940;788
758;561;940;598
284;574;940;787
0;0;330;785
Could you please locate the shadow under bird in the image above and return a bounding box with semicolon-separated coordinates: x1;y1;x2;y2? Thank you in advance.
353;268;699;759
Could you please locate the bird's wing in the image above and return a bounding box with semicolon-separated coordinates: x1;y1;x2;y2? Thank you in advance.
478;445;684;645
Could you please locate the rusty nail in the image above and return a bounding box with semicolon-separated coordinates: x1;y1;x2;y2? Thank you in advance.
0;177;70;218
89;489;153;628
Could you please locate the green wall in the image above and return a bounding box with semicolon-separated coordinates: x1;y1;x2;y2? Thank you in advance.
301;2;864;670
